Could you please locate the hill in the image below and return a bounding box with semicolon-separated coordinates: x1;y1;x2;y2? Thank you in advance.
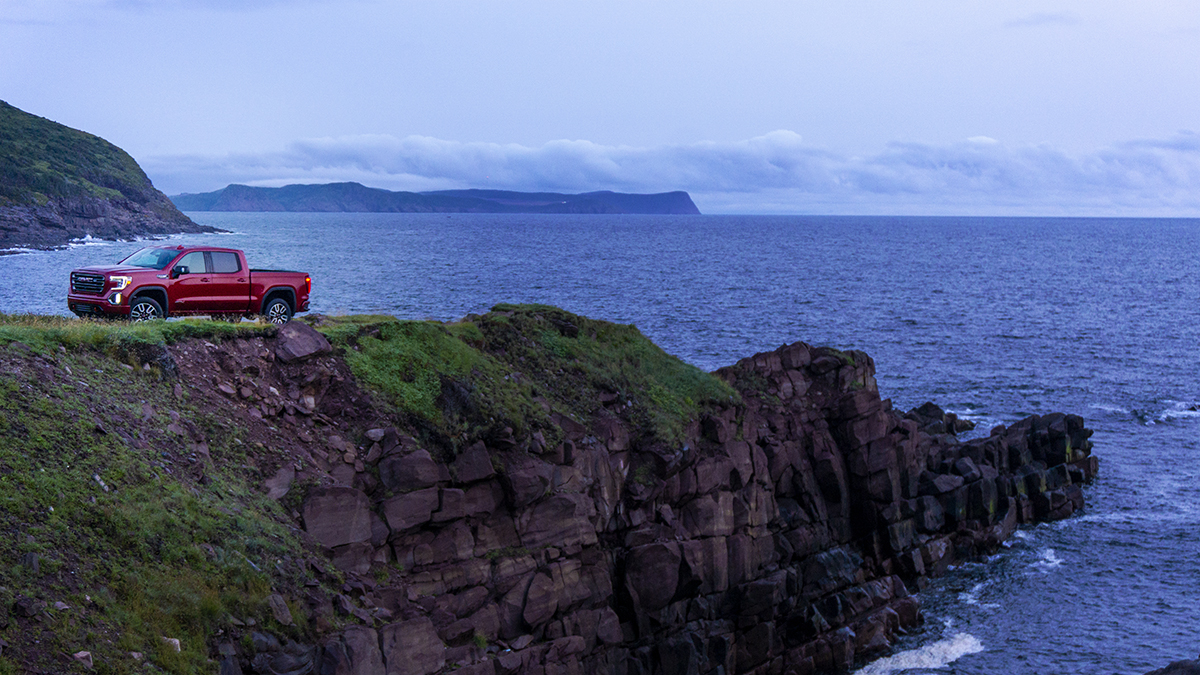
0;101;217;251
170;182;702;214
0;306;1097;674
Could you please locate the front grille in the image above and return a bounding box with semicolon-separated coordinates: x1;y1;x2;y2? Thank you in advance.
71;273;105;295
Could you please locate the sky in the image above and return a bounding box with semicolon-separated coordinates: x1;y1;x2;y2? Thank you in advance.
2;0;1200;215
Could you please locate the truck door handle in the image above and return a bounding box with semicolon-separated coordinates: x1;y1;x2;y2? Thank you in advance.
201;278;211;282
238;278;246;283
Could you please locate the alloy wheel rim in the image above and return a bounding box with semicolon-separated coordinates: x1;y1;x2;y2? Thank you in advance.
131;303;158;322
268;303;289;324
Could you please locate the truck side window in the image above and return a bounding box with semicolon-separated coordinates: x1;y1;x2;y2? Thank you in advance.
210;251;242;274
177;251;207;274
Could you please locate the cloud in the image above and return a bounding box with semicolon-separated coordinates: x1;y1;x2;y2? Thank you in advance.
143;130;1200;216
1004;11;1082;29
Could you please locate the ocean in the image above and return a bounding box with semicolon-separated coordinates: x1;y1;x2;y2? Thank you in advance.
3;213;1199;674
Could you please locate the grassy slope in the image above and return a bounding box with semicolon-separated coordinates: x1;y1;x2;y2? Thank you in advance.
320;304;736;454
0;317;315;674
0;306;735;674
0;101;183;221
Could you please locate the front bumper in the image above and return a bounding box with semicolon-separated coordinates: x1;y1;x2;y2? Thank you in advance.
68;292;131;318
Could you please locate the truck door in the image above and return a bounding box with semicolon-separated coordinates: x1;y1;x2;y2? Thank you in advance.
170;250;209;314
205;251;250;312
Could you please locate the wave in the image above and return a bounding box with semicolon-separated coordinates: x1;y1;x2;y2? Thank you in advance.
958;581;987;605
1154;401;1200;423
1029;547;1063;572
854;631;984;675
67;235;113;247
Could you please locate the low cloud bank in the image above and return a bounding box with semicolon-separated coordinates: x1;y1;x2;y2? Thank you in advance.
145;130;1200;216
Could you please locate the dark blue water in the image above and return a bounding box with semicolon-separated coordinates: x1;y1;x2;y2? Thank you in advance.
3;214;1199;674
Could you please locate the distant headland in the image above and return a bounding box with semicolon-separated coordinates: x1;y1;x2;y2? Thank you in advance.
170;183;702;215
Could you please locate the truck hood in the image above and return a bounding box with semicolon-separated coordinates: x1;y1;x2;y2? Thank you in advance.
72;265;159;276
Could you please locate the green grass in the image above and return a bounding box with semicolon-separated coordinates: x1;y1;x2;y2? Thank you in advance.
318;304;736;452
0;338;315;674
0;313;276;356
0;102;141;204
0;100;156;207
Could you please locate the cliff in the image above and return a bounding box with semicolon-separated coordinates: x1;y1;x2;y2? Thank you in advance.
170;183;702;215
0;307;1097;675
0;100;218;250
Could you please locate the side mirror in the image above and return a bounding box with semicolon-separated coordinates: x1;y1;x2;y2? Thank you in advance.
171;265;189;279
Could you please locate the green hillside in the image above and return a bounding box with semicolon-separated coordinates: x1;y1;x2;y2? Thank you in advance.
0;101;209;250
0;101;157;207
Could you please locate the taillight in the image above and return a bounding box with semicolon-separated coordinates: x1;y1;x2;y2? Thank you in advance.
305;276;311;294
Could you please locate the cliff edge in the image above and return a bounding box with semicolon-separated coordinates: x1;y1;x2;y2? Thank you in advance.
0;307;1098;674
0;100;218;250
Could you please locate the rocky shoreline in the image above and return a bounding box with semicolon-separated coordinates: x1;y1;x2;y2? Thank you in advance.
198;320;1098;674
0;194;219;252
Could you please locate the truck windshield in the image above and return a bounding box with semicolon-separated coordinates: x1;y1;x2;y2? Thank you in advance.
120;247;179;270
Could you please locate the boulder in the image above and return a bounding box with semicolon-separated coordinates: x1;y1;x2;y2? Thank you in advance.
625;543;681;611
1147;660;1200;675
379;449;441;493
498;453;553;508
382;488;441;532
264;464;295;500
522;571;559;627
275;322;332;363
303;487;373;549
267;594;294;626
680;492;735;538
517;493;598;550
332;542;375;575
380;618;445;675
322;626;385;675
452;441;495;484
952;457;983;483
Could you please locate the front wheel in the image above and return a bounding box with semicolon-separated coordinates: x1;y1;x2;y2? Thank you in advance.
263;298;293;325
129;297;164;322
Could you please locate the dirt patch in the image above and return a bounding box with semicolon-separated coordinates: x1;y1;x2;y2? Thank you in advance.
168;335;393;504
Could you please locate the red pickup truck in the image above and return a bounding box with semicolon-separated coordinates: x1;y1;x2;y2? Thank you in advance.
68;245;311;324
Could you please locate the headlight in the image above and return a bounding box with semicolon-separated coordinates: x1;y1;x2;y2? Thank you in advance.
109;275;132;290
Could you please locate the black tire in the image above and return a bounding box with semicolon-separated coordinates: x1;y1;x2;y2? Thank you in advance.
129;297;164;322
263;298;293;325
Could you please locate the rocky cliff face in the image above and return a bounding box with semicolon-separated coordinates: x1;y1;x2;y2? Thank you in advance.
0;309;1096;674
0;100;217;250
189;318;1098;675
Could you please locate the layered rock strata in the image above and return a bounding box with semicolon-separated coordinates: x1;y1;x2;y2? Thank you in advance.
257;338;1098;675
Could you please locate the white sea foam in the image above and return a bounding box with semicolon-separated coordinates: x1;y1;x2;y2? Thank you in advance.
1030;548;1063;571
67;235;112;248
854;632;984;675
1155;401;1200;423
958;582;986;605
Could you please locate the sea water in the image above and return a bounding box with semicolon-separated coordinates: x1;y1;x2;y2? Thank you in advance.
2;213;1199;674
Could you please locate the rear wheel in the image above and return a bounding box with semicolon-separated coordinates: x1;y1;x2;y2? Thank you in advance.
129;297;163;322
263;298;293;325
